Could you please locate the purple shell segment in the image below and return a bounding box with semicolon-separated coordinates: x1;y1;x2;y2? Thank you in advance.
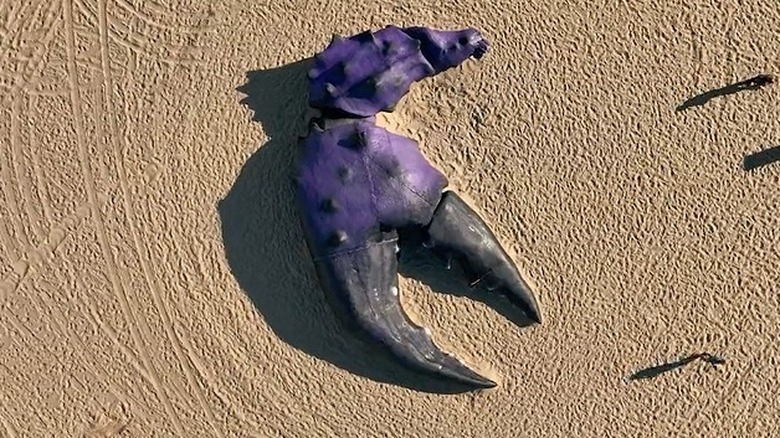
402;26;489;71
296;119;448;257
367;127;448;228
307;25;490;117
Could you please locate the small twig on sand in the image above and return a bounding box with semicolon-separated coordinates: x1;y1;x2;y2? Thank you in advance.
628;352;726;381
677;74;774;111
697;352;726;367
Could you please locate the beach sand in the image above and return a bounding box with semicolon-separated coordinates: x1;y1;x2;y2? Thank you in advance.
1;0;779;436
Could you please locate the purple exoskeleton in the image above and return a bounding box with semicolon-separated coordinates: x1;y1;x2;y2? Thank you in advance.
295;25;541;388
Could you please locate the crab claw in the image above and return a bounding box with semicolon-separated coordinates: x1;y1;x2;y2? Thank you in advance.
311;231;497;388
423;191;542;324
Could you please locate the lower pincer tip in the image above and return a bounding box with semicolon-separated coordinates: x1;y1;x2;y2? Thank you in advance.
472;40;489;59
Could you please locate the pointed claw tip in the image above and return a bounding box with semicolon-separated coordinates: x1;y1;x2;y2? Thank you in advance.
470;375;498;389
442;370;498;389
525;303;542;325
521;305;542;325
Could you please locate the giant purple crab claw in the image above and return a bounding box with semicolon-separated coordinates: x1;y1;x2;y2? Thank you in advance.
294;26;541;389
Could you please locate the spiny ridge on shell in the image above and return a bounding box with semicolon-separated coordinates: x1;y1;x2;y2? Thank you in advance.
307;25;490;118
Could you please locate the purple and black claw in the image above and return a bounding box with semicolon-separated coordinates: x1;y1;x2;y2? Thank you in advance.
295;25;539;389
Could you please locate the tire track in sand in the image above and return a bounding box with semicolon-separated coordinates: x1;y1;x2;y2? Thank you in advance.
95;1;225;435
0;146;156;432
2;0;86;261
0;155;18;262
0;203;89;306
62;1;185;435
9;90;44;243
0;2;33;60
0;0;61;261
0;224;14;264
74;0;206;66
0;411;18;438
3;1;63;231
13;0;62;86
25;94;55;225
0;195;157;423
2;306;95;431
0;98;27;258
1;236;153;424
113;0;217;33
3;0;63;253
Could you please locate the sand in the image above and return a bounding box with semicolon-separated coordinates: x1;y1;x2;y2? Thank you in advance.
1;0;779;436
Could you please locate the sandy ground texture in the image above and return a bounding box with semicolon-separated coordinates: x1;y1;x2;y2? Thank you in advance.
1;0;780;436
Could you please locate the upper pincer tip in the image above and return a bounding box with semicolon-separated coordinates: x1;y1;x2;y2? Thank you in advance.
472;38;489;59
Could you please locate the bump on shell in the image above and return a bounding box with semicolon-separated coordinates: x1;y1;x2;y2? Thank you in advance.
384;158;403;177
382;40;397;56
353;30;375;43
340;61;353;77
309;118;325;132
328;230;349;246
354;130;369;148
337;128;370;149
320;198;339;213
337;166;353;183
307;26;432;117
